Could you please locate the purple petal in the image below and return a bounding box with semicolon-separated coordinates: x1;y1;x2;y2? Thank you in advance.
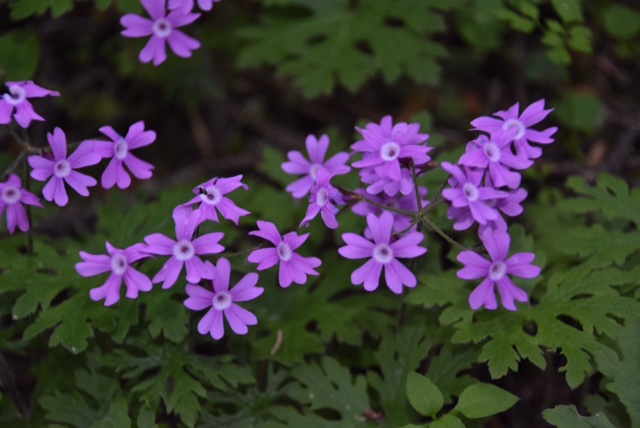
121;14;154;37
351;258;382;292
247;248;279;270
141;0;166;20
48;128;67;160
64;171;97;197
496;277;528;311
468;277;497;310
139;36;167;66
166;30;200;58
384;260;416;294
506;253;541;278
226;305;257;334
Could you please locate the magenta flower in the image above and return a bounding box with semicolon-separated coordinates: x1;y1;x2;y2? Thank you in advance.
76;242;152;306
338;211;427;294
169;0;220;12
247;221;321;287
359;164;414;196
0;81;60;128
457;228;541;311
300;168;342;230
28;128;102;207
143;208;224;289
0;174;43;234
121;0;201;66
281;134;351;199
185;258;263;340
182;175;250;225
471;100;557;159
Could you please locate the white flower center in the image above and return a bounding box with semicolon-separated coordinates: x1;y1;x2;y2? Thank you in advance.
316;187;329;207
4;85;26;105
489;261;507;281
373;243;394;264
110;253;128;275
173;240;195;261
503;119;526;140
200;185;222;206
277;242;292;261
380;141;401;161
54;160;71;178
212;291;232;310
1;185;21;204
309;164;321;180
483;142;501;162
152;18;172;38
114;138;128;160
462;183;479;202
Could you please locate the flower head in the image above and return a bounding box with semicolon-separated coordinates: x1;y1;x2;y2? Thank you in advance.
182;175;250;225
169;0;220;12
282;134;351;199
93;121;156;189
185;257;263;340
0;81;60;128
300;168;343;230
76;242;152;306
457;228;541;311
28;128;102;207
0;174;43;233
338;211;426;294
247;221;321;287
143;208;224;289
121;0;201;66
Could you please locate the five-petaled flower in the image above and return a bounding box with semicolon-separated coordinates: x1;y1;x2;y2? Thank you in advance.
338;211;426;294
76;242;153;306
93;121;156;189
457;228;541;311
247;221;321;287
0;174;43;234
0;81;60;128
28;127;102;207
185;257;263;340
121;0;201;66
300;168;342;230
143;208;224;289
181;175;250;225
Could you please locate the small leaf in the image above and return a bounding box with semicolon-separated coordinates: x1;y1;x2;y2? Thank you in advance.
0;29;40;80
453;383;519;419
603;5;640;40
551;0;583;23
406;372;444;417
429;415;465;428
543;405;616;428
90;397;131;428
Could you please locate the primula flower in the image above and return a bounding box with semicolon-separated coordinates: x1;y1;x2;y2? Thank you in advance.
76;242;152;306
0;174;43;234
182;175;250;225
185;257;263;340
338;211;427;294
442;162;506;226
121;0;201;66
300;168;342;229
169;0;220;12
282;134;351;199
143;208;224;289
471;99;558;160
93;121;156;189
457;228;541;311
359;163;415;196
0;81;60;128
247;221;321;287
28;128;102;207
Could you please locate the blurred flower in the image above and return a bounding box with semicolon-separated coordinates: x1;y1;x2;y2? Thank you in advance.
28;128;102;207
169;0;220;12
338;211;426;294
457;228;540;311
247;221;321;287
76;242;152;306
281;134;350;199
300;168;342;229
120;0;201;66
0;81;59;128
181;175;250;225
93;121;156;189
0;174;43;234
185;258;263;340
143;208;224;289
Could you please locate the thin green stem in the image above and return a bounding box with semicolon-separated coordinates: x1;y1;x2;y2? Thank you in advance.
420;216;466;252
2;151;26;179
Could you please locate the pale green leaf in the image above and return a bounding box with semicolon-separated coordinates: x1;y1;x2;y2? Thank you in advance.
453;382;519;419
406;372;443;417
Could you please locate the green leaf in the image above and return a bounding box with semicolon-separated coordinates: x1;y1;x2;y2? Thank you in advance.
543;405;616;428
428;414;465;428
144;291;188;343
551;0;583;23
0;29;40;80
426;343;479;404
89;397;131;428
453;382;519;419
10;0;74;19
136;406;158;428
555;91;604;132
406;372;443;417
603;5;640;40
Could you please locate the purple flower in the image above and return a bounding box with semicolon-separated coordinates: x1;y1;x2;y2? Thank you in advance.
459;133;533;189
93;121;156;189
169;0;220;12
0;81;60;128
143;208;224;289
471;100;557;160
182;175;250;225
338;211;427;294
457;228;541;311
28;128;102;207
441;162;506;226
76;242;152;306
121;0;201;66
185;257;263;340
0;174;43;234
300;168;342;230
351;116;431;183
359;164;415;196
247;221;321;288
281;134;351;199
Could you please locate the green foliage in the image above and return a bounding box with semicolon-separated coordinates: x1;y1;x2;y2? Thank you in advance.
555;92;604;133
543;405;617;428
406;372;444;417
452;382;519;419
0;29;40;81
